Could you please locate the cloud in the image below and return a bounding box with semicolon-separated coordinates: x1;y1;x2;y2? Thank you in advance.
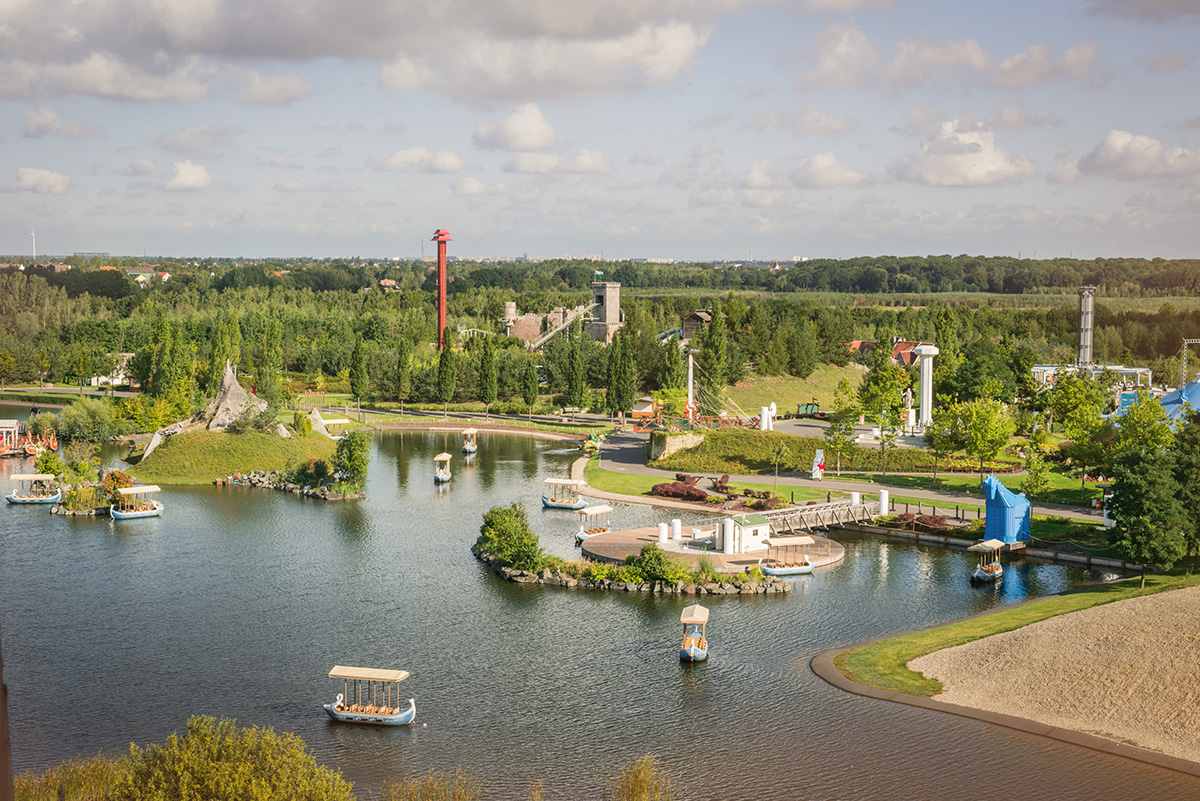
893;105;946;137
796;0;895;8
991;42;1105;88
1166;117;1200;130
162;160;212;191
156;124;243;155
891;122;1037;186
984;101;1064;130
1088;0;1200;20
265;154;302;169
744;160;784;189
791;153;870;188
1047;162;1080;184
375;146;465;172
690;139;718;158
690;112;733;130
745;104;857;135
2;167;71;194
503;149;613;174
803;22;878;89
21;106;94;138
473;103;556;151
114;159;157;176
1078;129;1200;186
0;53;209;101
272;181;313;193
884;36;990;85
1143;46;1193;72
629;148;658;166
453;177;509;196
237;71;311;105
319;182;362;193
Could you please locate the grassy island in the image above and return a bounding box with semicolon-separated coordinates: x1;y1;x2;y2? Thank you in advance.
130;430;335;485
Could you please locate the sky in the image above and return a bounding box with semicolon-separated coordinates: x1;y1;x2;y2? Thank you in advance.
2;0;1199;261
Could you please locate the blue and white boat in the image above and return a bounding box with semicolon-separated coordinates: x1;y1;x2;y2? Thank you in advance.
325;418;351;441
543;478;587;510
6;473;60;504
434;452;453;483
968;539;1005;583
110;485;164;519
324;665;416;726
761;535;815;576
679;604;709;662
574;504;612;542
461;428;478;454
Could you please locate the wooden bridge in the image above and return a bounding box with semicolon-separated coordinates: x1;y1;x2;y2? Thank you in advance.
761;499;879;535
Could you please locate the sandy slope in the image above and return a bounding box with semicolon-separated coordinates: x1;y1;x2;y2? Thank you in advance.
909;585;1200;762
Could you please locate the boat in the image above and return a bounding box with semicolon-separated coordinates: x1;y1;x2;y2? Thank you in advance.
461;428;478;454
6;473;60;504
0;420;25;458
323;665;416;726
679;604;709;662
574;504;612;542
968;538;1005;582
762;535;815;576
542;478;587;510
434;452;453;483
111;485;164;519
324;418;351;441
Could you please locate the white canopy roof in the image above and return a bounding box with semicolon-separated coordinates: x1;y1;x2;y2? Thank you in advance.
968;539;1006;552
577;504;612;517
544;478;585;487
680;604;710;624
118;485;161;495
10;474;54;481
765;535;815;547
323;418;351;425
328;665;409;682
462;428;477;435
434;452;452;461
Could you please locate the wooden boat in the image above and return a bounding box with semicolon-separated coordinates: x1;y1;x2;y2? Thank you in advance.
111;485;164;519
762;535;815;575
324;418;351;441
968;538;1005;582
461;428;478;454
0;420;24;458
434;452;453;483
324;665;415;726
542;478;587;510
679;604;709;662
574;504;611;542
6;473;60;504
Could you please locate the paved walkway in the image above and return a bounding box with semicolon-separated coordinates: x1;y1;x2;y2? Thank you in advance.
597;430;1101;523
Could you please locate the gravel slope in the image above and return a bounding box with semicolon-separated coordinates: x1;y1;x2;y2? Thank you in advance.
910;585;1200;762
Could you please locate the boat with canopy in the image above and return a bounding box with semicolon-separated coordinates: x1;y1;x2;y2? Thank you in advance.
574;504;611;541
324;665;416;726
324;418;351;441
762;535;815;576
434;452;453;483
111;485;164;519
968;538;1005;582
461;428;478;454
542;478;587;510
6;474;60;505
679;604;709;662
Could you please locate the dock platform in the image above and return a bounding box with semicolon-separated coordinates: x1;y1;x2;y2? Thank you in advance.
580;527;845;573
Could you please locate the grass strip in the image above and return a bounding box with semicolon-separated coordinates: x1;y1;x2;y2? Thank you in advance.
834;569;1200;697
584;459;836;503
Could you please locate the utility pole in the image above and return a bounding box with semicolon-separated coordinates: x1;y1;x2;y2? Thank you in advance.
30;230;35;262
1182;339;1200;388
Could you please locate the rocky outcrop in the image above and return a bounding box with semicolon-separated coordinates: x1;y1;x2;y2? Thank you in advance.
307;408;331;438
213;469;364;501
202;361;267;432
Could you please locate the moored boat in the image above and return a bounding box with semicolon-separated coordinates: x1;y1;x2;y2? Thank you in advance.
968;538;1005;582
574;504;612;542
6;474;60;505
762;535;815;576
542;478;587;510
324;665;415;726
324;418;352;441
679;603;709;662
461;428;478;454
434;452;453;483
111;485;164;519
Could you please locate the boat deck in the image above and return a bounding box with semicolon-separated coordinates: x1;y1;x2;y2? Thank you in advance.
580;527;845;572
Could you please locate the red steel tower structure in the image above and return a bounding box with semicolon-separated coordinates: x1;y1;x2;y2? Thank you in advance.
432;228;452;349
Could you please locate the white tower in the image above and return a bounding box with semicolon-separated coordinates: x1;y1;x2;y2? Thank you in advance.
913;344;939;430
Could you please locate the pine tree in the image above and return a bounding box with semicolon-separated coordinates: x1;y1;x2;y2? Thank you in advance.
695;300;727;416
1109;446;1185;585
658;340;685;390
617;333;636;414
479;334;497;418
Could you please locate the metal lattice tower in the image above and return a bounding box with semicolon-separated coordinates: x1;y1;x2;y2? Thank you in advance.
1182;338;1200;387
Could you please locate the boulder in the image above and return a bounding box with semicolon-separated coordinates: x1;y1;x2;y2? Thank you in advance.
203;360;267;432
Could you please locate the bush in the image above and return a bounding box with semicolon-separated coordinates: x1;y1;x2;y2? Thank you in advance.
333;430;372;488
287;458;332;487
609;755;677;801
650;481;708;501
27;410;60;437
63;486;106;512
478;503;545;572
116;715;352;801
34;448;65;478
383;771;481;801
103;470;133;503
634;543;692;585
583;562;612;581
59;397;119;442
694;553;719;584
915;515;948;531
292;411;313;438
15;754;126;801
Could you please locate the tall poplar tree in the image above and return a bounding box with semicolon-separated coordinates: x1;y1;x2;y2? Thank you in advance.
437;330;457;417
395;338;412;414
695;300;727;416
523;360;538;420
567;319;585;410
258;317;284;409
658;339;685;390
349;333;368;400
1109;446;1185;585
479;334;497;418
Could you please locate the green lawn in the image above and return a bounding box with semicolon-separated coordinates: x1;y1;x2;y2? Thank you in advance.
835;569;1200;696
834;466;1098;507
131;430;336;484
584;458;835;503
722;364;864;415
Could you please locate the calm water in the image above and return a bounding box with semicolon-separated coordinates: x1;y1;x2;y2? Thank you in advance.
1;422;1197;799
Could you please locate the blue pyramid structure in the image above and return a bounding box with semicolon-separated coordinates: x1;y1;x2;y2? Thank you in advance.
1156;380;1200;427
983;474;1031;544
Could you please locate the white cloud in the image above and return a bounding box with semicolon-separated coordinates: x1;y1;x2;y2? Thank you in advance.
1047;162;1080;184
319;182;362;194
1143;46;1193;72
266;154;302;169
238;71;311;105
884;36;990;85
690;140;718;158
803;22;878;89
744;160;784;189
745;104;857;135
894;105;946;137
21;106;94;138
114;159;157;176
273;181;313;193
797;0;895;8
453;177;508;196
991;42;1104;88
1078;129;1200;186
156;124;243;155
162;160;212;191
1089;0;1200;20
503;149;612;174
630;148;658;166
2;167;71;194
0;53;208;101
376;146;465;172
791;153;870;188
985;101;1064;130
690;112;733;129
473;104;556;151
891;122;1037;186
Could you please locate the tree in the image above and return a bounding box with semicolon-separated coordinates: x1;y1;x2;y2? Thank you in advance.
823;378;857;475
1113;391;1173;456
1020;449;1051;501
395;338;412;414
925;400;966;480
859;356;910;479
1172;410;1200;567
479;334;497;418
612;332;636;416
436;330;457;417
522;360;538;420
349;333;368;401
333;430;372;489
769;439;791;494
0;347;13;390
1108;446;1185;585
960;399;1016;480
1052;371;1111;500
694;300;728;416
258;317;285;409
658;339;685;390
567;319;585;410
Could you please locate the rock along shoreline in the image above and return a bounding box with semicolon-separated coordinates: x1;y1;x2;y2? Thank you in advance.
213;470;365;501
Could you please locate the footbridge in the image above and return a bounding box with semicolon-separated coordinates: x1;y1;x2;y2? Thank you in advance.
761;499;879;535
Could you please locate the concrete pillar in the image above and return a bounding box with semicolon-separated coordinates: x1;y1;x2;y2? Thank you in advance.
878;489;889;515
658;523;669;544
760;407;770;430
671;519;682;540
913;344;939;430
722;519;735;555
851;491;860;506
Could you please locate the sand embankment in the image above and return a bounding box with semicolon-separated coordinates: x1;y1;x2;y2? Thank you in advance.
910;585;1200;763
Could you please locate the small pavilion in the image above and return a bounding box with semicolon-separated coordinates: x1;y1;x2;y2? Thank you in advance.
982;474;1031;545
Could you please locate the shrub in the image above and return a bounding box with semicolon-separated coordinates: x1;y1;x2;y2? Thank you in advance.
383;771;481;801
333;430;371;488
609;565;644;583
694;553;719;584
292;411;313;438
59;398;119;442
609;755;677;801
583;562;612;581
477;503;544;572
915;515;948;531
633;544;692;585
34;448;65;479
650;481;708;501
892;513;915;525
15;754;126;801
63;486;105;513
751;496;783;511
26;410;60;437
103;470;133;503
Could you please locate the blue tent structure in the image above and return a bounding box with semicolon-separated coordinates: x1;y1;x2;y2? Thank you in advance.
983;474;1031;544
1156;380;1200;428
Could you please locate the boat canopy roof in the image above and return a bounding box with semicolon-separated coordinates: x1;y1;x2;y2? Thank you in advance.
545;478;584;487
968;539;1005;552
328;665;410;682
0;420;18;430
117;485;161;495
10;474;54;482
434;452;452;461
680;604;710;624
323;418;351;425
765;535;815;546
462;428;477;435
577;504;612;517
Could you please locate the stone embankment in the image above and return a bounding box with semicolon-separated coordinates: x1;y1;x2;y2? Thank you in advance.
472;544;791;595
213;470;365;501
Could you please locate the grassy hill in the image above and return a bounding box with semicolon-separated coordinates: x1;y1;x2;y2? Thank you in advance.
131;430;337;485
722;364;865;415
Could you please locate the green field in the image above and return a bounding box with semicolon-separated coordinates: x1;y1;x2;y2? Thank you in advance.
131;430;336;484
722;364;865;415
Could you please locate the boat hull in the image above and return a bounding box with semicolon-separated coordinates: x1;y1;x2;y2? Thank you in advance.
543;496;587;510
111;501;164;519
324;698;415;726
6;492;61;505
762;563;813;576
462;444;477;453
680;646;708;662
970;567;1003;582
434;472;452;483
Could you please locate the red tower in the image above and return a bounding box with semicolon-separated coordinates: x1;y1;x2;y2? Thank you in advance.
432;228;452;349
